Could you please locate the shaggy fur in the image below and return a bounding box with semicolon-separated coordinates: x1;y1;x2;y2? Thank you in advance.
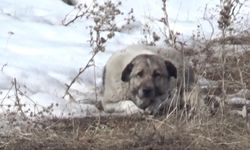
102;45;196;115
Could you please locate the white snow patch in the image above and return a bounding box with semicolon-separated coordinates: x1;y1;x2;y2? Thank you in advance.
0;0;249;118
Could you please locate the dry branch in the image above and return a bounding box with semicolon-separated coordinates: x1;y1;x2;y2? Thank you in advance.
63;52;97;99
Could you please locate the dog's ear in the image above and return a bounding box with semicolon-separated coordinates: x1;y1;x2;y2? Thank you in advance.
165;61;177;78
121;63;134;82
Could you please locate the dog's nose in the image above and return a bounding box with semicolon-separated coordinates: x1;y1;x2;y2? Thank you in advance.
143;87;153;97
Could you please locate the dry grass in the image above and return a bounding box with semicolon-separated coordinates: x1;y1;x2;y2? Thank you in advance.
1;113;250;150
203;49;250;94
191;35;250;96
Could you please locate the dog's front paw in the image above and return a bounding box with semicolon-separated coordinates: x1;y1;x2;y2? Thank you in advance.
120;100;144;115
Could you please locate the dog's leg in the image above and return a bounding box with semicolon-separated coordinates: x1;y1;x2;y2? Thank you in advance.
103;100;144;115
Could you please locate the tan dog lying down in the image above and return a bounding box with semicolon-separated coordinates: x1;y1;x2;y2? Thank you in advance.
102;45;195;115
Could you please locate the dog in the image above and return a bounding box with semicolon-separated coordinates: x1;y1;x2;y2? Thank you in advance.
101;45;196;115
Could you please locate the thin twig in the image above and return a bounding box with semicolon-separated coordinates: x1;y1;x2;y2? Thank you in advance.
13;78;27;119
63;52;98;99
1;83;14;105
62;2;94;26
93;60;98;101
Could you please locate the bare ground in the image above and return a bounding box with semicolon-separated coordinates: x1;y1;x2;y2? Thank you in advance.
0;112;250;150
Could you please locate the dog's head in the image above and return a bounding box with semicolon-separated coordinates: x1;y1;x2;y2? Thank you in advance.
121;54;177;109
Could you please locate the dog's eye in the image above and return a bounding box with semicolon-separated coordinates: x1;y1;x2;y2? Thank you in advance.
153;71;161;78
136;71;144;77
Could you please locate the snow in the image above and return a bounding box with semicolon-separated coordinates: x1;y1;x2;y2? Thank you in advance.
0;0;249;117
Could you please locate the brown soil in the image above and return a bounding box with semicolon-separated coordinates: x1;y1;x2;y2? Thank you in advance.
1;113;250;150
